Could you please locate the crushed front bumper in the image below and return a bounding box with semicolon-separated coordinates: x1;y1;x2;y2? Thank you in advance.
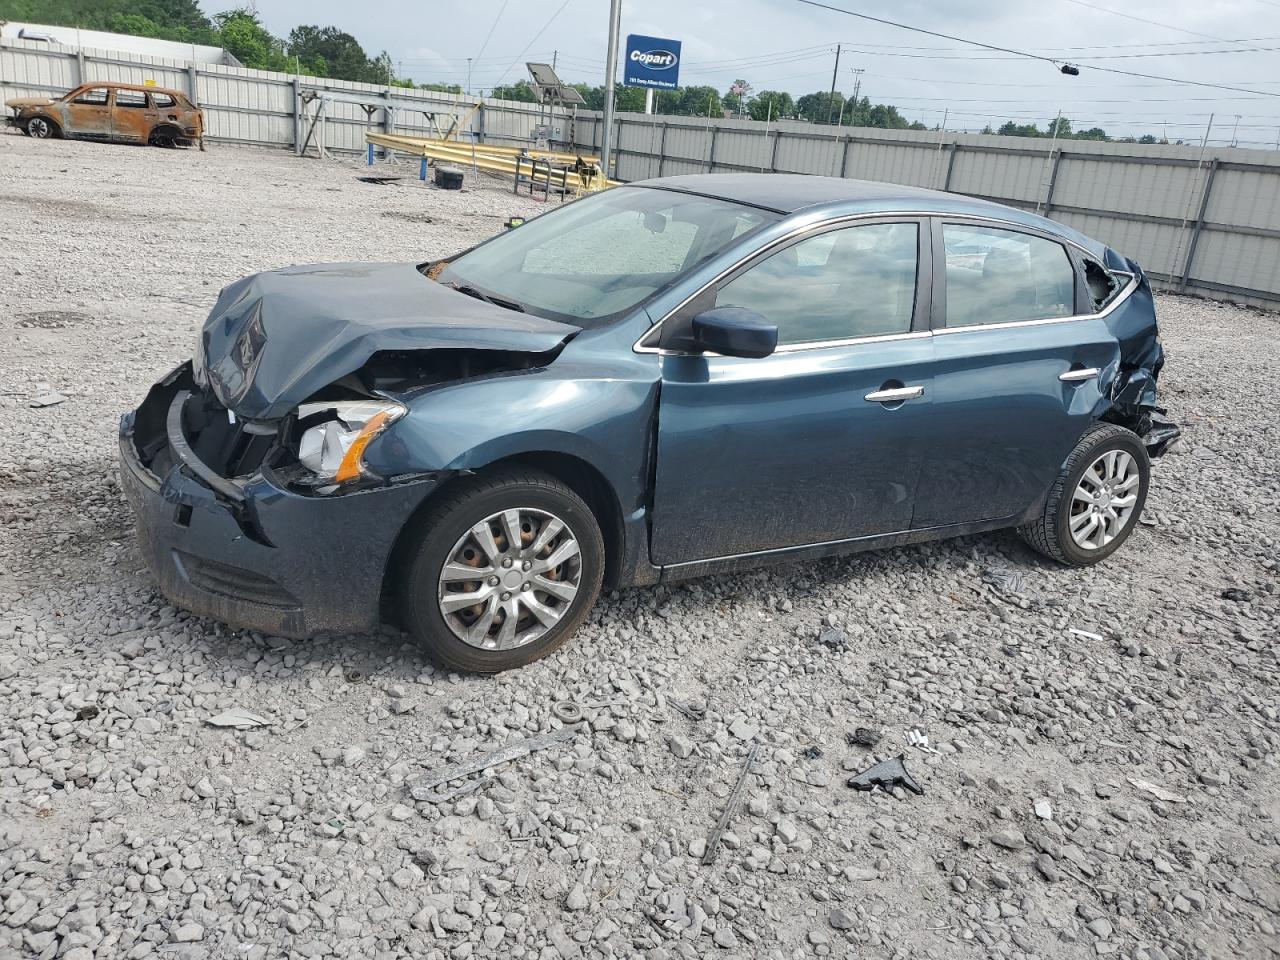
118;364;438;638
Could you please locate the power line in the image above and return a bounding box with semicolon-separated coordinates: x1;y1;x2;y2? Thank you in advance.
1059;0;1227;41
489;0;575;90
471;0;510;70
793;0;1280;98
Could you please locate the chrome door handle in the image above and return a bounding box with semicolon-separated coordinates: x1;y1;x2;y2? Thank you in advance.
864;385;924;403
1059;367;1100;382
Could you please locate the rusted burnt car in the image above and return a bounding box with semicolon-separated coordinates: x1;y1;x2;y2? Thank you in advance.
5;82;204;148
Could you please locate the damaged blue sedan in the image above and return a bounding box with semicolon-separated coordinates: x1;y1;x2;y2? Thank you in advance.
119;175;1179;672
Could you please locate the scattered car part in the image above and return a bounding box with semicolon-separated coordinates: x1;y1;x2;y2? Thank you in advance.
75;705;100;721
1069;628;1105;642
205;710;271;729
357;175;403;185
907;728;938;754
847;727;882;748
701;743;759;866
29;392;66;408
847;755;924;796
408;725;579;799
671;698;708;721
504;216;526;229
1220;588;1252;602
1127;777;1187;804
802;745;823;760
434;166;464;190
552;701;584;724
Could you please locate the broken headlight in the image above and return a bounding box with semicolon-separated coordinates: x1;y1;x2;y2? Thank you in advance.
295;400;406;485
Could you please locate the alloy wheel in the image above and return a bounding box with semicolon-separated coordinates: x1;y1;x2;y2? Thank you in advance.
28;117;52;139
1068;449;1140;550
437;507;582;650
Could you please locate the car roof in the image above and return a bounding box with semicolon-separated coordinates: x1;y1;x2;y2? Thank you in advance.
633;173;1107;257
74;81;189;98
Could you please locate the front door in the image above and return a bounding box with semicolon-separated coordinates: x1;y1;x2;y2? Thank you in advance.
62;86;112;138
651;219;935;565
913;220;1118;527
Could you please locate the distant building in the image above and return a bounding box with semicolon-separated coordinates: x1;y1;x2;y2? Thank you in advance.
0;21;242;67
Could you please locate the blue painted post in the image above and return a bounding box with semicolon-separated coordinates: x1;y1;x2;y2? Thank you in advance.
366;143;374;166
419;157;428;181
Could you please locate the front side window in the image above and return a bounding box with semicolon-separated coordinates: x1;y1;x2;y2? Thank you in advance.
715;222;919;346
438;187;779;324
115;89;148;108
71;87;109;106
943;223;1074;327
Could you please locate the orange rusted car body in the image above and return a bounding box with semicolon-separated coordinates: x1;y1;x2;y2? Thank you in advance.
5;82;204;148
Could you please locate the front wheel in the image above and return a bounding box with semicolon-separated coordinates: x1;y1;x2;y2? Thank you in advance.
27;116;57;139
398;468;605;673
1018;423;1150;566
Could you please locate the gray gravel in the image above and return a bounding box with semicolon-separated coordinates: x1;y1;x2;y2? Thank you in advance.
1;132;1278;960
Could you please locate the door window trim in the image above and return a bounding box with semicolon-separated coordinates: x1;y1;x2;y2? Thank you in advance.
638;213;933;355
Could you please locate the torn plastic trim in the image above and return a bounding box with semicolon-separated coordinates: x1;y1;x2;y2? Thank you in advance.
167;390;247;504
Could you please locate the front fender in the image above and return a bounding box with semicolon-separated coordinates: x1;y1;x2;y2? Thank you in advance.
363;372;659;514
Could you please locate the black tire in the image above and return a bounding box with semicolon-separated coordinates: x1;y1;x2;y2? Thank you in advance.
26;116;58;139
397;468;605;673
149;127;179;148
1018;423;1150;566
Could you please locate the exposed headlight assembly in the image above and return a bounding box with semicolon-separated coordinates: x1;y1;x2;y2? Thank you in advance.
296;400;406;485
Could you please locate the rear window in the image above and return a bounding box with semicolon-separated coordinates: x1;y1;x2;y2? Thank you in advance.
115;89;147;108
153;92;176;108
1083;258;1123;312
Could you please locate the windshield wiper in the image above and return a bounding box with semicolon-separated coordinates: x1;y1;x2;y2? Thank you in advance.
449;283;525;313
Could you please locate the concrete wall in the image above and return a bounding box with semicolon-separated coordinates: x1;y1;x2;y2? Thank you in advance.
5;37;1279;308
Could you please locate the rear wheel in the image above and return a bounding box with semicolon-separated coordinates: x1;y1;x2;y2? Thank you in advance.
398;468;605;673
26;116;57;139
149;127;179;148
1018;423;1150;566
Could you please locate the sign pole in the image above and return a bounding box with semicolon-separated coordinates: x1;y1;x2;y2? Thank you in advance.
600;0;622;177
645;88;654;115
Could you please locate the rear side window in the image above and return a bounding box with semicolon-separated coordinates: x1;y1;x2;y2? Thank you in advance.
115;89;148;108
72;88;109;106
153;92;176;108
943;223;1074;327
1082;258;1122;312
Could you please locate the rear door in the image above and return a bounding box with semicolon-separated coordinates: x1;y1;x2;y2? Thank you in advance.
913;219;1119;528
63;86;112;138
110;88;155;142
650;218;935;565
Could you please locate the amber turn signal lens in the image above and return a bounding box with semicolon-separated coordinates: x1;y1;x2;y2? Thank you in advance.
333;409;394;483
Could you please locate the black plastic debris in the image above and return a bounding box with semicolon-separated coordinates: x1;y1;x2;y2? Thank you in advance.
846;727;882;748
75;705;100;721
356;175;403;185
803;745;823;760
434;166;464;190
1221;588;1252;602
847;754;924;796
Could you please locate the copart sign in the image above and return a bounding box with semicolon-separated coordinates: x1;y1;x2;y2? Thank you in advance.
623;34;681;90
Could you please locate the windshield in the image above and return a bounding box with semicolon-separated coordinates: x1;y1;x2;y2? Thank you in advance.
436;186;779;324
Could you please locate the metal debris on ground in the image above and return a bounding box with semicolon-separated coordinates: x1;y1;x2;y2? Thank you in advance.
1068;628;1105;642
1127;777;1188;804
907;728;938;754
205;709;271;729
29;392;67;408
847;754;925;796
408;726;579;799
701;743;760;866
846;727;882;748
670;698;707;721
356;175;403;185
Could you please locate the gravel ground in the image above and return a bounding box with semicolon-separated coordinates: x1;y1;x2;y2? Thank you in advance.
0;132;1277;960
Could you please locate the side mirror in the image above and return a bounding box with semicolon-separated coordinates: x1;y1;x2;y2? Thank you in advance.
691;307;778;359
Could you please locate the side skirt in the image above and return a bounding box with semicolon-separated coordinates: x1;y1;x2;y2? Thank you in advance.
657;513;1026;584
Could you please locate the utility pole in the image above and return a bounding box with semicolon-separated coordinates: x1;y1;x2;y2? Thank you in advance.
1231;114;1241;147
849;66;863;114
466;58;472;96
826;44;842;125
553;50;558;70
600;0;622;178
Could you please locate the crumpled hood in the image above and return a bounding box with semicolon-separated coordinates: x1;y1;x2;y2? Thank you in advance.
6;97;52;110
192;262;579;420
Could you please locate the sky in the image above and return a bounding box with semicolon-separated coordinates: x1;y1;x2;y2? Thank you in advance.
209;0;1280;146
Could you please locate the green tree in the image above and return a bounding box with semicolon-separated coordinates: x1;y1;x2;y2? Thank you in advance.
1046;115;1073;138
1138;133;1159;144
1075;126;1108;141
998;120;1042;137
722;79;751;116
287;24;381;82
795;91;845;124
213;9;285;71
748;91;793;121
490;80;538;103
